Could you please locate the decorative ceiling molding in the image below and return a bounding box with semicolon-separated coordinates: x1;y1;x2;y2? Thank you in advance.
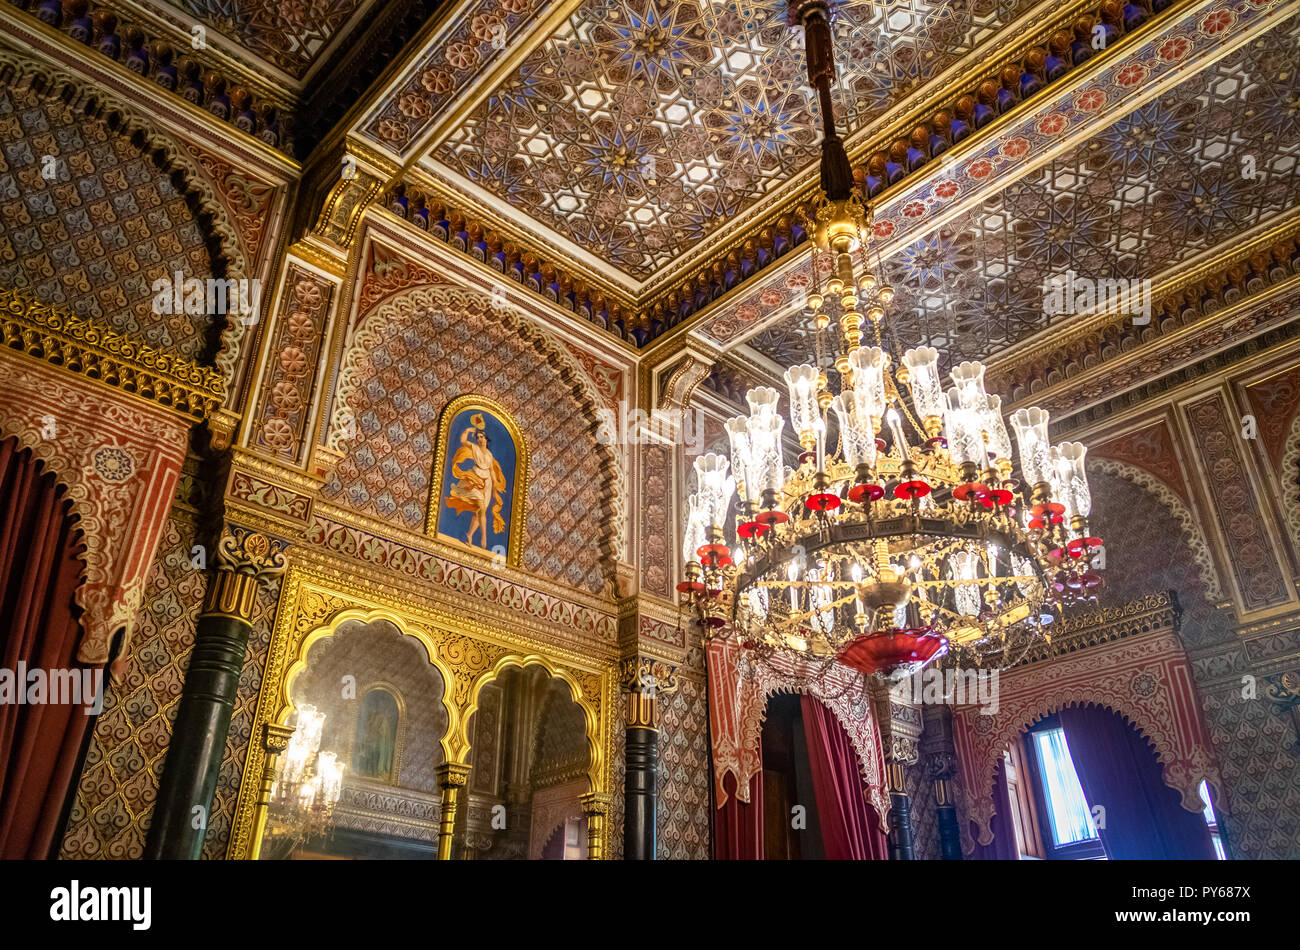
688;0;1289;351
2;2;294;153
991;215;1300;411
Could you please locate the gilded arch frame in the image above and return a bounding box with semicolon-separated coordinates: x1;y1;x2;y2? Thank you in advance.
225;563;617;859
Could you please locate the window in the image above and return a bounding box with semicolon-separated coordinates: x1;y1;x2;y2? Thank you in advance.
1023;722;1105;859
1032;727;1103;851
1200;780;1226;860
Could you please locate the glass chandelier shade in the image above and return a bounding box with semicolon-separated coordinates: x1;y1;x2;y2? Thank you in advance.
784;364;821;442
902;347;945;427
1010;407;1053;486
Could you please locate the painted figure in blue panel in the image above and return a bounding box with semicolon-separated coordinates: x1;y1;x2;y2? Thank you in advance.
441;409;514;551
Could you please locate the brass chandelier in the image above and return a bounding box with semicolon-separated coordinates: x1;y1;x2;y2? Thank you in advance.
678;0;1104;678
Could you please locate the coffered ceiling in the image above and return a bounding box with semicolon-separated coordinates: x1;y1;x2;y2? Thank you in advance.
424;0;1041;283
747;12;1300;370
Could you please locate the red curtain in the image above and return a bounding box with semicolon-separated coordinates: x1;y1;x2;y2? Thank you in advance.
715;772;765;860
799;695;888;860
0;437;94;859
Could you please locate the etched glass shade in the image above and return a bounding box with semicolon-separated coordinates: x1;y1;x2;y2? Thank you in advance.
982;394;1013;464
950;360;988;411
1056;441;1090;518
902;346;944;420
831;392;877;469
848;346;887;420
748;412;786;498
944;388;983;467
784;364;821;437
693;453;733;529
725;415;761;508
948;550;982;617
746;386;781;423
1010;407;1053;486
682;492;707;563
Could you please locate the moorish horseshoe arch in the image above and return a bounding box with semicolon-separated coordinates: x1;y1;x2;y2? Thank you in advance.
277;607;460;767
457;652;605;797
0;47;252;387
963;697;1218;853
0;363;191;666
740;682;892;832
954;621;1223;854
327;282;628;588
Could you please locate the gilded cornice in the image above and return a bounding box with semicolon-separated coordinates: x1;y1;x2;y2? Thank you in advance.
365;200;643;354
1012;591;1181;667
0;287;224;421
1044;283;1300;435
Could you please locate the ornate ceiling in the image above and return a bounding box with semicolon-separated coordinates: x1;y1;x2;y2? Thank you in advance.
747;12;1300;369
426;0;1040;282
132;0;378;82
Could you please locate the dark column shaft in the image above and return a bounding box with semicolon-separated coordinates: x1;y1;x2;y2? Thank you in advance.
887;790;916;860
936;803;963;859
144;571;254;859
624;725;658;860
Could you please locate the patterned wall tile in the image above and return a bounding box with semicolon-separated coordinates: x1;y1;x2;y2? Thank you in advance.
0;85;218;361
60;510;206;859
1185;392;1291;611
658;675;710;859
322;286;616;594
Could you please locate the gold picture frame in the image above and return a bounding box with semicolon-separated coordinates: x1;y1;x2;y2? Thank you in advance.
426;394;529;568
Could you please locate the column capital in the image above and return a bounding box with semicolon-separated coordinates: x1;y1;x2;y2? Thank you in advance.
215;522;290;578
579;791;614;818
435;762;473;790
618;654;680;695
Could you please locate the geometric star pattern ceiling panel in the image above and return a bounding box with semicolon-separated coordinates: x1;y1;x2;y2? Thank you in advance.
433;0;1039;279
0;85;220;362
749;11;1300;370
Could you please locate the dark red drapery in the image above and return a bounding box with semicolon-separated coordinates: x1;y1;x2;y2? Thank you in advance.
972;758;1019;859
0;437;94;859
1059;704;1216;860
799;695;888;860
715;772;765;860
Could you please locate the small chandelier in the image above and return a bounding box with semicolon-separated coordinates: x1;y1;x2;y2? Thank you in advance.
678;0;1104;679
266;704;345;850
